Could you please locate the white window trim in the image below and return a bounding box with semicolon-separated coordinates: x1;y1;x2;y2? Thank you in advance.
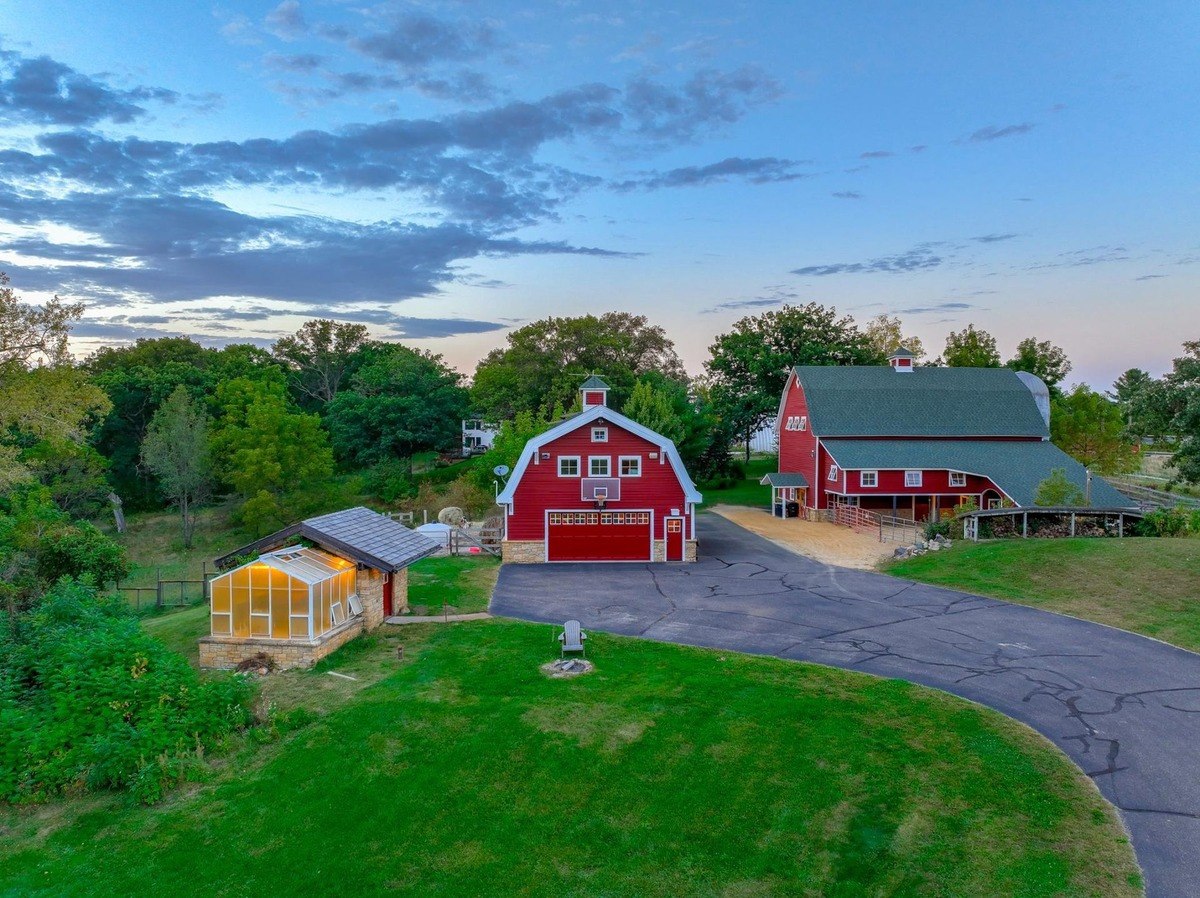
859;470;878;488
797;415;807;431
618;455;642;477
904;470;923;487
588;455;611;477
591;427;608;442
827;464;838;482
558;455;580;477
949;471;967;488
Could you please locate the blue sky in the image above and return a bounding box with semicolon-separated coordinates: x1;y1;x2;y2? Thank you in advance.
0;1;1196;388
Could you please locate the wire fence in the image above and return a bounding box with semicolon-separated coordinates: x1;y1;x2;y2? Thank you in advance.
115;562;212;610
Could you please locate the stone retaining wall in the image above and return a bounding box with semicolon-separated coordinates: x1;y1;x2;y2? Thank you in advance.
199;617;364;670
502;540;544;563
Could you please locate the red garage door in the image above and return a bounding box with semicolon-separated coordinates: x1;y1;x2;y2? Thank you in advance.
547;511;652;562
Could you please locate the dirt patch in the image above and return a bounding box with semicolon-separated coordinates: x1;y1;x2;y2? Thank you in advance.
711;505;894;570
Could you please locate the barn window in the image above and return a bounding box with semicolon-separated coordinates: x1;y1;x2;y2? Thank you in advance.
558;456;580;477
828;464;838;481
591;427;608;442
589;456;610;477
860;470;878;488
797;416;807;431
619;456;641;477
905;471;923;487
949;471;967;487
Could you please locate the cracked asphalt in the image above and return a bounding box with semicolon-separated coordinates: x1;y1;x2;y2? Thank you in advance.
491;514;1200;898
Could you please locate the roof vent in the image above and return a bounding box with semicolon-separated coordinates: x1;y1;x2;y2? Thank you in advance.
888;347;915;372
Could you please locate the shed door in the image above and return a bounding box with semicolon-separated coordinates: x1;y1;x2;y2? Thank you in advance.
547;511;652;562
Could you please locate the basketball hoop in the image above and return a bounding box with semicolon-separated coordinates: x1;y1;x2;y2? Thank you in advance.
594;496;606;510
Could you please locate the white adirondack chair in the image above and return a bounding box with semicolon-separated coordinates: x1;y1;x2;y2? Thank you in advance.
558;620;587;657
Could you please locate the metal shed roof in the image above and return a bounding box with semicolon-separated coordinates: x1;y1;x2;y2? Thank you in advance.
215;506;439;571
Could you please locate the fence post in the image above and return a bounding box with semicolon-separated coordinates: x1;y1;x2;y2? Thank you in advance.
156;567;163;608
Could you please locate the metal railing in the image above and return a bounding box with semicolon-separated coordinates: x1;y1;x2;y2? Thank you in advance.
829;501;923;544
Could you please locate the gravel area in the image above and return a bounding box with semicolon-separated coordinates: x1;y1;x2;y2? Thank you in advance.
711;504;894;570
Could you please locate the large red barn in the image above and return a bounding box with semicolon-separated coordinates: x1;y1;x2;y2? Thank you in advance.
770;349;1133;519
497;377;702;563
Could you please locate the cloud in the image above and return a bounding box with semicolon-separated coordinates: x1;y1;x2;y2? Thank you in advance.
0;49;177;125
859;149;892;159
618;156;806;190
893;301;974;314
910;145;927;153
326;11;500;70
622;66;783;142
701;285;799;314
791;245;943;276
970;233;1018;243
969;122;1035;142
831;191;861;200
1135;274;1166;281
263;52;327;74
264;1;309;40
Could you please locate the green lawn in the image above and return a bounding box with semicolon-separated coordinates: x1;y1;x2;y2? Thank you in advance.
405;554;500;615
0;617;1140;897
885;537;1200;652
699;455;777;509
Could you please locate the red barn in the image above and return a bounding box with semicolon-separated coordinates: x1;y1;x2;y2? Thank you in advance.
497;376;702;563
770;349;1132;520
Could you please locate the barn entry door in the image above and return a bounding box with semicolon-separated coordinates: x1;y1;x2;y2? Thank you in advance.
665;517;685;562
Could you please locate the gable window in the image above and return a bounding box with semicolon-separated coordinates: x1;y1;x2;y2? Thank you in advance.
904;470;923;487
949;471;967;488
619;455;641;477
591;427;608;442
860;470;878;488
558;456;580;477
828;464;839;482
783;415;808;432
589;456;610;477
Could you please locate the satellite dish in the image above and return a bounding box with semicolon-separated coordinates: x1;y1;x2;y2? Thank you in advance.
493;464;510;477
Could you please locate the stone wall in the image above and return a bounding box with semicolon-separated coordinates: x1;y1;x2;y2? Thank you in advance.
357;567;385;630
502;540;544;563
391;567;409;614
651;539;698;562
199;617;364;671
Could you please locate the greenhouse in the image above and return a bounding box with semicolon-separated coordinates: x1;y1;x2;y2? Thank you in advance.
209;546;361;641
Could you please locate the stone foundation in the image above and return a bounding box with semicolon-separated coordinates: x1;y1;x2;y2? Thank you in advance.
357;567;385;630
652;539;698;562
199;617;364;671
502;540;544;563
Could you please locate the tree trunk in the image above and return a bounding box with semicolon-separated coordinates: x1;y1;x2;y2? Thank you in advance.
181;493;193;549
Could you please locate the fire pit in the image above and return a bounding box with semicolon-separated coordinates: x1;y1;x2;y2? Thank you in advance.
540;658;595;678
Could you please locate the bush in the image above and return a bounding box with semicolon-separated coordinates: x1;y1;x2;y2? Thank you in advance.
0;580;255;804
1134;506;1195;537
365;459;418;504
924;520;952;540
405;474;498;521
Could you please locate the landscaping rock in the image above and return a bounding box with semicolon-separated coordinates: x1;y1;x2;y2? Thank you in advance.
540;658;595;678
893;546;910;559
928;542;941;552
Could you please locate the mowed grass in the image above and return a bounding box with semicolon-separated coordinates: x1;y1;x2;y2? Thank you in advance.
406;554;500;615
886;537;1200;652
700;455;777;509
0;619;1141;897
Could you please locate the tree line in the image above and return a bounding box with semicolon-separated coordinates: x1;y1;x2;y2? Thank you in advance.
2;270;1198;620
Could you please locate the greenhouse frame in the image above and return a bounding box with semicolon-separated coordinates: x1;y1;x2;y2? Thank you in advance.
209;546;362;642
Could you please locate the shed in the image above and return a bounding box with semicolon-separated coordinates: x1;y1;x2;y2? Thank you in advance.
201;507;439;670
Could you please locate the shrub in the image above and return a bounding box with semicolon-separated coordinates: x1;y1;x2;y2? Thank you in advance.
924;520;952;540
365;459;418;504
1034;469;1087;507
1134;506;1194;537
0;580;255;804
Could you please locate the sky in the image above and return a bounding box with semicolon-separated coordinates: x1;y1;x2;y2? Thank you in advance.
0;1;1196;390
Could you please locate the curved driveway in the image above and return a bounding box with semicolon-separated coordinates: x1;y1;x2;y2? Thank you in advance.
491;514;1200;898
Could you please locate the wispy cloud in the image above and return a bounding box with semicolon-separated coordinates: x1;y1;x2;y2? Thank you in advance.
831;190;861;200
859;149;892;159
970;233;1018;243
616;156;807;191
792;244;943;276
969;122;1035;142
894;301;974;315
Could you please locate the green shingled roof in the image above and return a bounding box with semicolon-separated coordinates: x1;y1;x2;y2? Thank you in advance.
794;366;1049;438
821;439;1135;508
580;375;610;390
760;472;809;488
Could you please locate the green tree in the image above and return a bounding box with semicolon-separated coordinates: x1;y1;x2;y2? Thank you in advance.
141;386;213;548
0;276;109;490
326;344;468;470
942;324;1001;367
1006;337;1072;394
471;313;685;420
1050;385;1138;474
863;314;926;361
19;439;110;519
705;303;882;459
472;409;553;491
623;380;685;444
210;378;333;501
1034;469;1087;507
272;319;371;409
1164;341;1200;483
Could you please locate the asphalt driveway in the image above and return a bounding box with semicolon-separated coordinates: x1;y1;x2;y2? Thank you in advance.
491;513;1200;898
